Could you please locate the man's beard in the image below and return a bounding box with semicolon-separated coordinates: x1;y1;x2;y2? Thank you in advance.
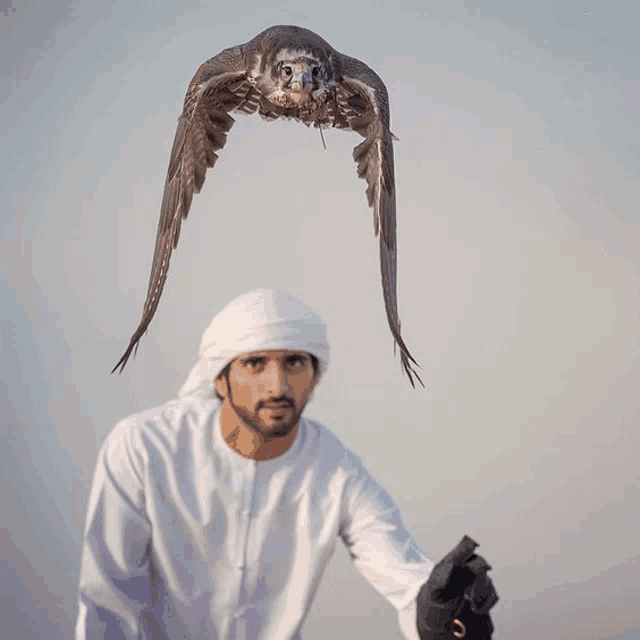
227;390;307;441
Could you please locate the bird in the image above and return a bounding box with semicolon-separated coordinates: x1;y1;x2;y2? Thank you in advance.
111;24;423;388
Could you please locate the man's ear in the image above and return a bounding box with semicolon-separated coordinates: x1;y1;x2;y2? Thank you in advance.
310;367;321;394
213;372;228;399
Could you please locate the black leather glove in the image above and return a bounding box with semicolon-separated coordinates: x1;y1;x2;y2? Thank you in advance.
416;535;498;639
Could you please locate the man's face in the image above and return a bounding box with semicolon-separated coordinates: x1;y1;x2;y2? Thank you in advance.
214;349;318;440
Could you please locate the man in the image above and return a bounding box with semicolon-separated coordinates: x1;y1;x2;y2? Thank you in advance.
77;289;497;639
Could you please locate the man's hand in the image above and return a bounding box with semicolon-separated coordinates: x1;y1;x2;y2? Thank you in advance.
416;535;498;639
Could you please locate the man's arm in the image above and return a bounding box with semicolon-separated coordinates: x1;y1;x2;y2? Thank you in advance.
339;458;434;640
76;421;153;640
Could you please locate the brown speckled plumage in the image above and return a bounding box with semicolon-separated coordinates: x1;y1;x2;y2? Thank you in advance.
112;25;422;387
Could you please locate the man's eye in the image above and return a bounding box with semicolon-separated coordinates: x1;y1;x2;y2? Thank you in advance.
283;65;293;76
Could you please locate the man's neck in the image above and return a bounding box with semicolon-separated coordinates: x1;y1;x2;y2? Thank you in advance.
219;404;299;461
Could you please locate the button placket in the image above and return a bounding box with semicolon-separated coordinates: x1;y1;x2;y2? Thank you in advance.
232;461;256;635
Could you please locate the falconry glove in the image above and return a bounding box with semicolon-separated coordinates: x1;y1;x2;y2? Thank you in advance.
416;535;498;640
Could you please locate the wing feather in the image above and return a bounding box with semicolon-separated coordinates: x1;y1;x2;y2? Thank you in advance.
339;56;423;387
111;47;250;373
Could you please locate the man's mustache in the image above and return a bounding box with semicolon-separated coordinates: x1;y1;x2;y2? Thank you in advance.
258;396;294;410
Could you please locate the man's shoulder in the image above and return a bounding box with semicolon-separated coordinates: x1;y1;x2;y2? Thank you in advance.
302;417;368;476
107;396;219;447
122;395;214;420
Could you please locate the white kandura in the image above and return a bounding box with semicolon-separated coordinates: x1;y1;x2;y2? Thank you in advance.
76;398;434;639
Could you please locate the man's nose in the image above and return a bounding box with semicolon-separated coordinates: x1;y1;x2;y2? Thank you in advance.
264;361;290;394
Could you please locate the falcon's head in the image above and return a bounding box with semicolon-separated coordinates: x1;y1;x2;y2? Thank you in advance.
261;48;335;109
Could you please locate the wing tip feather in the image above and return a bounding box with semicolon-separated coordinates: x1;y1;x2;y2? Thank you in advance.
401;354;425;389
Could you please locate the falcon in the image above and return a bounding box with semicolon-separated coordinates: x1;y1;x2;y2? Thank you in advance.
112;24;423;387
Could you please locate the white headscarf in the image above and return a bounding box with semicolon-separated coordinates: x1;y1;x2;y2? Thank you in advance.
178;289;329;399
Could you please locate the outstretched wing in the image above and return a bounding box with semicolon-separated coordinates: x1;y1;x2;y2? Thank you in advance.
337;54;423;387
112;46;259;373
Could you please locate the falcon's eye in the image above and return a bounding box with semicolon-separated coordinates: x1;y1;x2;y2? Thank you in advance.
283;65;293;76
312;66;320;77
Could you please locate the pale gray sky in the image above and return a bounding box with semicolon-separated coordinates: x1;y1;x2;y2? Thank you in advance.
2;0;640;638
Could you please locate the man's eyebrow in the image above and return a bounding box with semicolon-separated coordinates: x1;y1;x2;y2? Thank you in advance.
241;355;267;364
285;353;309;363
241;353;307;364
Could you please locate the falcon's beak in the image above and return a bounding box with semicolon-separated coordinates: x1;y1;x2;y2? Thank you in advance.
290;70;313;94
287;69;314;105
